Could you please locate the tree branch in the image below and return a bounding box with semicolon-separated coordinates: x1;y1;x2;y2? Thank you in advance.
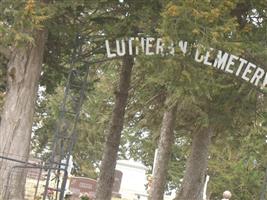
0;45;11;59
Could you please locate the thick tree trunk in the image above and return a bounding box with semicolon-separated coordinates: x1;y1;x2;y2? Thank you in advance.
0;29;47;200
149;103;178;200
95;56;133;200
174;127;212;200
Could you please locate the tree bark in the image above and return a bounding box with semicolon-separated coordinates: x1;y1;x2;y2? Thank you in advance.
0;45;11;59
95;55;133;200
0;29;47;200
260;164;267;200
174;127;212;200
149;103;178;200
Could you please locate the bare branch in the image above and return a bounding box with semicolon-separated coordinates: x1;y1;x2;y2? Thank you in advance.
0;45;11;59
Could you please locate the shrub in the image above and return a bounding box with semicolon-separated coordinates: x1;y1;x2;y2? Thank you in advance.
79;193;91;200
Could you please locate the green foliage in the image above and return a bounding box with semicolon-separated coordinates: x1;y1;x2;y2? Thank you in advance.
14;0;267;199
208;119;267;199
33;0;165;179
155;0;267;197
79;193;91;200
0;0;52;46
33;64;116;177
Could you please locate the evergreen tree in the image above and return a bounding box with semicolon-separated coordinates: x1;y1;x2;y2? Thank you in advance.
0;1;49;198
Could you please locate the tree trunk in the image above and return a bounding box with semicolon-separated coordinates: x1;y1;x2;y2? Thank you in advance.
0;29;47;200
95;55;133;200
260;158;267;199
149;103;178;200
174;127;212;200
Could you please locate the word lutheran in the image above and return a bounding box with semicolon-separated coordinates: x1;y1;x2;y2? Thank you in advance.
105;37;188;57
105;37;267;89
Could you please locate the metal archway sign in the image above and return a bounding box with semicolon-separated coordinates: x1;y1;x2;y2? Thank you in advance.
105;37;267;90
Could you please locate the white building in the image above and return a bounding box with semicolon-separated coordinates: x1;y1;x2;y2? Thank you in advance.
116;160;174;200
116;160;148;200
